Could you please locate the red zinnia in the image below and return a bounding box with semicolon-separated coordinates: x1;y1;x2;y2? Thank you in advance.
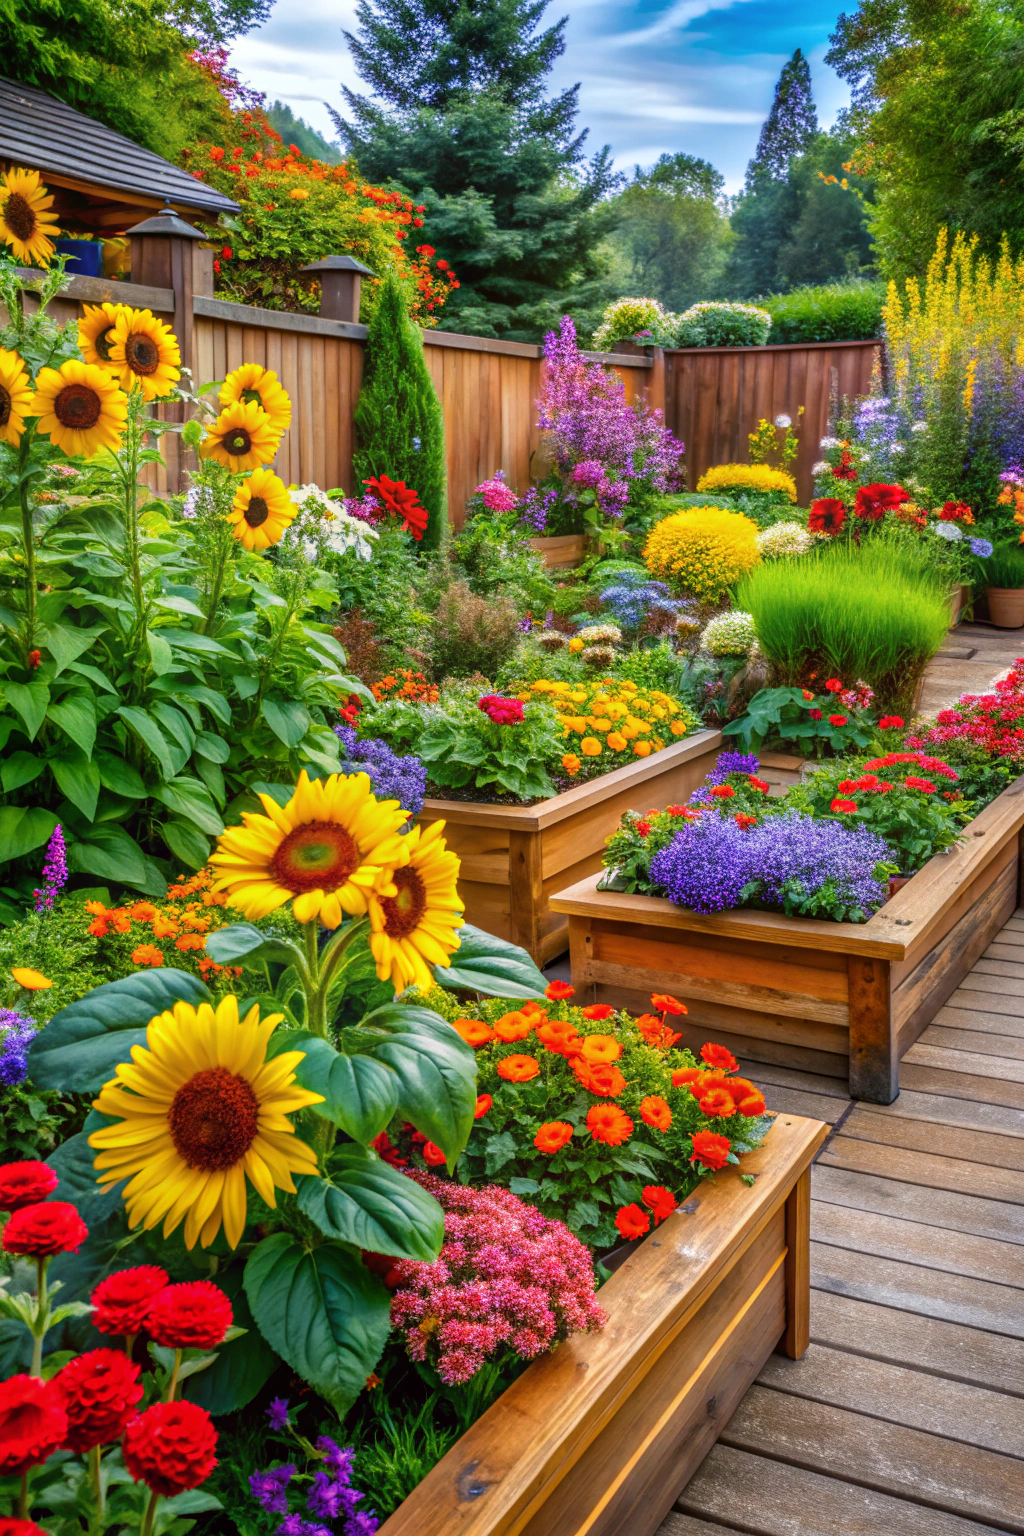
581;1004;615;1020
0;1161;58;1211
824;678;843;693
829;714;848;727
0;1374;67;1477
2;1201;87;1257
91;1266;170;1338
905;776;937;793
362;474;429;540
474;1093;492;1119
809;708;822;720
642;1185;678;1224
854;482;909;520
614;1203;650;1241
53;1348;143;1453
690;1129;731;1172
422;1141;447;1166
701;1042;738;1072
146;1281;233;1351
545;980;574;1001
808;498;846;535
0;1520;50;1535
122;1400;218;1496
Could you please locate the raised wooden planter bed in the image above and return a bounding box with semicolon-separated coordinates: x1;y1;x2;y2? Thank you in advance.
526;532;586;569
420;729;722;965
550;773;1024;1103
378;1111;826;1536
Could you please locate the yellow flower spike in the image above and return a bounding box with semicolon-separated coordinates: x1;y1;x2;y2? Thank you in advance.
0;348;33;447
12;967;52;990
31;359;128;457
220;363;292;434
0;167;59;265
368;820;464;992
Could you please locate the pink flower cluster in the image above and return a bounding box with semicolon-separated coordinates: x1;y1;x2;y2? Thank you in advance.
474;473;518;513
388;1174;606;1384
478;694;524;725
909;659;1024;762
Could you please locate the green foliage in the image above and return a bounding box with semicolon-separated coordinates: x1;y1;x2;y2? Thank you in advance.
436;922;547;997
983;542;1024;589
353;274;447;549
762;281;885;342
329;521;427;670
0;1081;78;1161
429;581;521;679
723;685;875;757
749;48;819;181
448;512;555;613
675;302;771;347
412;692;563;799
264;100;342;161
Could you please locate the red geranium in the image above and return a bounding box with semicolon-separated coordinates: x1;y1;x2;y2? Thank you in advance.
878;715;905;729
478;693;524;725
2;1201;87;1257
735;812;757;830
614;1203;650;1241
545;980;574;1001
709;783;735;798
122;1400;218;1496
53;1348;143;1453
832;448;857;481
91;1266;170;1338
642;1185;678;1224
690;1129;731;1172
146;1281;233;1351
854;483;909;520
370;1129;408;1167
830;797;858;814
824;679;843;692
0;1161;58;1211
362;474;429;540
829;714;848;727
808;498;846;535
700;1042;738;1072
0;1374;67;1476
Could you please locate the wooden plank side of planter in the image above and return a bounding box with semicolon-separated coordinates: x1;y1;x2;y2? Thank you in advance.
376;1114;827;1536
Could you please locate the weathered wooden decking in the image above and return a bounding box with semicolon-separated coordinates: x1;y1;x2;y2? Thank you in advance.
660;904;1024;1536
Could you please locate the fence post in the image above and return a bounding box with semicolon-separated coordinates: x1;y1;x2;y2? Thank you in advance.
299;255;375;323
611;341;665;415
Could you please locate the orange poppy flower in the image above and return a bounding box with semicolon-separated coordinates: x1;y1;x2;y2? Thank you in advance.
730;1084;767;1117
151;915;180;939
497;1054;540;1083
577;1034;622;1065
573;1059;626;1097
545;980;574;1001
452;1018;494;1048
690;1129;731;1171
636;1013;682;1050
671;1066;705;1090
698;1086;737;1118
639;1095;672;1131
701;1041;738;1072
534;1121;574;1154
651;993;688;1016
581;1004;615;1021
614;1203;650;1240
520;1000;548;1020
493;1011;535;1042
587;1104;633;1145
537;1020;582;1056
642;1185;678;1224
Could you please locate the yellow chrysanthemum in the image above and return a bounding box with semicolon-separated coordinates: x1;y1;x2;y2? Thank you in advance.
201;399;280;472
106;307;181;400
210;769;412;928
0;348;33;447
220;363;293;434
368;820;464;991
644;505;760;604
227;468;296;551
31;359;128;458
89;995;323;1250
696;463;797;502
0;167;59;265
78;302;127;368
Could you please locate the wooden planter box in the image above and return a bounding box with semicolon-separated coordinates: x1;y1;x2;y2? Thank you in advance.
420;729;722;965
549;774;1024;1103
526;533;586;569
378;1112;826;1536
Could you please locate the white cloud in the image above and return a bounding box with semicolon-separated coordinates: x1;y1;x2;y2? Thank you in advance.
612;0;759;49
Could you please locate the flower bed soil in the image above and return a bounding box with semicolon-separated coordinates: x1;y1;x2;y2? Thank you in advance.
419;729;722;965
376;1111;826;1536
549;771;1024;1102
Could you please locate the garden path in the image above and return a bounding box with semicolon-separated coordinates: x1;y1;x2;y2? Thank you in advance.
657;903;1024;1536
921;622;1024;715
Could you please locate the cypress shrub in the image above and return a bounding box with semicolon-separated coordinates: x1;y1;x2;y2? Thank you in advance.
353;273;447;549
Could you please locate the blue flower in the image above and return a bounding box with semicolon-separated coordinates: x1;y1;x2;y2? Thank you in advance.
335;728;427;822
969;538;993;558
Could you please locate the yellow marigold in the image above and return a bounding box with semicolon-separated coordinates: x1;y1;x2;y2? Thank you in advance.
581;737;602;757
644;506;760;604
634;741;652;757
607;732;628;751
696;464;797;502
568;638;583;653
562;753;581;775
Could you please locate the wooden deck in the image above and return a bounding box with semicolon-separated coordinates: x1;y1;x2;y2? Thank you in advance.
659;905;1024;1536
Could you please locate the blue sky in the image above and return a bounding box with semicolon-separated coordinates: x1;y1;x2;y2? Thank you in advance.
230;0;850;192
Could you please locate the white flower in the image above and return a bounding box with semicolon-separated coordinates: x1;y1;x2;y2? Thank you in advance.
756;521;812;559
820;436;840;450
933;521;963;542
701;610;759;657
577;622;623;646
812;460;829;477
911;420;929;433
775;414;792;429
890;442;906;454
324;511;378;561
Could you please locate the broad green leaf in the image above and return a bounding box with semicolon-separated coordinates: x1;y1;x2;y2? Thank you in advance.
47;694;97;759
347;1004;477;1166
117;705;175;780
194;730;230;763
436;923;547;1000
147;628;175;676
244;1234;391;1413
50;746;101;820
296;1148;443;1260
67;661;119;695
94;749;146;799
0;805;58;864
4;681;50;740
170;631;235;657
262;696;310;748
161;818;210;870
155;594;206;618
150;700;195;758
233;674;259;699
269;1028;399;1143
67;824;155;891
29;970;210;1092
184;1274;276;1416
46;1131;125;1228
1;750;44;792
173;684;232;726
194;755;226;807
152;777;224;836
203;923;300;966
43;622;106;676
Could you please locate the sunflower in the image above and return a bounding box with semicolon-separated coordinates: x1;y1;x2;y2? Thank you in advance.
368;820;464;991
201;400;280;472
31;359;128;458
220;363;292;434
209;769;411;928
89;995;323;1250
0;167;59;265
227;468;296;551
0;348;34;447
106;308;181;400
78;303;127;368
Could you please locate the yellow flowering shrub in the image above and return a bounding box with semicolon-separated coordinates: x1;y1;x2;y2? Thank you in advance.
643;506;761;603
695;464;797;501
514;677;701;781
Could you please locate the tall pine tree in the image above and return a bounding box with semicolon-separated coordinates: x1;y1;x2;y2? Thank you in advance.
748;49;819;182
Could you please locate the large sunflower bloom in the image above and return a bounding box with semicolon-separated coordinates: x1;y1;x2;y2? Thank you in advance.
368;820;464;991
31;359;128;458
106;307;181;400
0;167;59;265
220;363;292;434
0;348;34;447
89;995;323;1250
227;467;296;551
201;400;280;472
78;302;127;368
209;769;411;928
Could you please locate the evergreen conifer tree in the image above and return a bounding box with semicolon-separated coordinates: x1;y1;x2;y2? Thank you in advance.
353;273;447;550
748;49;819;183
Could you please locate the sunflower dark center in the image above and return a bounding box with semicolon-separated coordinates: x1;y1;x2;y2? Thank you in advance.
125;332;160;376
96;327;116;362
271;821;360;892
244;495;270;528
168;1065;259;1171
225;427;252;455
55;383;101;430
241;388;264;407
4;193;36;242
0;385;10;427
379;866;427;939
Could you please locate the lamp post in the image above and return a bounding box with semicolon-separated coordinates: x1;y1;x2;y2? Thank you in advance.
299;254;375;323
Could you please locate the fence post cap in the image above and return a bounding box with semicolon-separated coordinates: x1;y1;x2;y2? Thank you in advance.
299;254;375;276
126;207;207;240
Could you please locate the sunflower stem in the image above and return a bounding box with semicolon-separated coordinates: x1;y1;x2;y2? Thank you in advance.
302;921;323;1034
200;522;233;635
121;391;146;630
17;433;37;661
310;918;369;1034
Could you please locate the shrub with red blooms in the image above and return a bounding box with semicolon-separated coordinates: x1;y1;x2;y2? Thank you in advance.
909;659;1024;773
122;1400;219;1496
796;749;965;872
91;1266;170;1337
2;1201;87;1257
477;694;525;725
387;1173;607;1385
0;1374;67;1476
145;1280;233;1351
53;1348;143;1452
0;1161;58;1211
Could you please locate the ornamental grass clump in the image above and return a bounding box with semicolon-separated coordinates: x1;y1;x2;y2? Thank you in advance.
643;506;760;603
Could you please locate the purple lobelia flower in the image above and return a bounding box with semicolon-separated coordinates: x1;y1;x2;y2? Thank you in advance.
0;1009;38;1086
705;750;760;785
334;728;427;821
33;823;67;912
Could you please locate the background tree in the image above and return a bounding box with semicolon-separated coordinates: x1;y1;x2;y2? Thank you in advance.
601;154;732;314
265;101;342;162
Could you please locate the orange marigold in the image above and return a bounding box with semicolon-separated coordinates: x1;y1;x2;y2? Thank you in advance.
651;993;688;1016
639;1095;672;1131
175;934;206;952
587;1103;633;1145
533;1121;574;1154
690;1129;731;1172
452;1018;494;1048
545;981;574;1001
492;1011;535;1043
636;1013;682;1050
131;945;164;968
577;1034;622;1065
581;1004;616;1021
537;1020;582;1056
698;1086;737;1118
496;1054;540;1083
573;1059;626;1097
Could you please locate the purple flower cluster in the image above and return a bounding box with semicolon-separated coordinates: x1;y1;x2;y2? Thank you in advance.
33;824;67;912
599;572;685;632
249;1429;377;1536
518;485;558;533
334;727;426;821
342;495;384;527
705;750;760;785
0;1008;38;1086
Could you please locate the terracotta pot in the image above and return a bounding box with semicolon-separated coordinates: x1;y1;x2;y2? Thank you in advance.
986;585;1024;629
947;584;971;627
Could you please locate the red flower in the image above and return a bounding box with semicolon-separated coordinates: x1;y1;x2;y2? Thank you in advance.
0;1375;67;1477
28;650;41;668
808;708;822;720
614;1203;650;1241
709;783;735;798
905;776;937;793
824;678;843;693
474;1093;492;1119
0;1161;58;1211
370;1130;408;1167
690;1129;731;1172
146;1281;233;1351
53;1348;143;1453
829;714;848;727
698;1085;736;1117
701;1042;738;1072
939;500;972;521
581;1004;615;1020
651;993;687;1016
91;1266;170;1338
122;1400;218;1496
830;797;858;814
478;693;524;725
635;819;651;837
0;1520;50;1535
642;1185;678;1224
2;1201;87;1257
422;1141;447;1166
545;980;574;1001
832;448;857;481
854;483;909;520
734;812;756;829
748;776;770;793
808;498;846;535
362;475;429;540
878;715;905;729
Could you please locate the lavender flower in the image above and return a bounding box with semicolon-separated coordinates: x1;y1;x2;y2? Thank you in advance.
33;823;66;913
334;728;427;820
249;1466;296;1514
0;1008;38;1087
571;460;605;488
307;1472;345;1520
649;816;753;913
266;1397;291;1431
316;1438;355;1480
705;750;760;785
518;486;557;533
